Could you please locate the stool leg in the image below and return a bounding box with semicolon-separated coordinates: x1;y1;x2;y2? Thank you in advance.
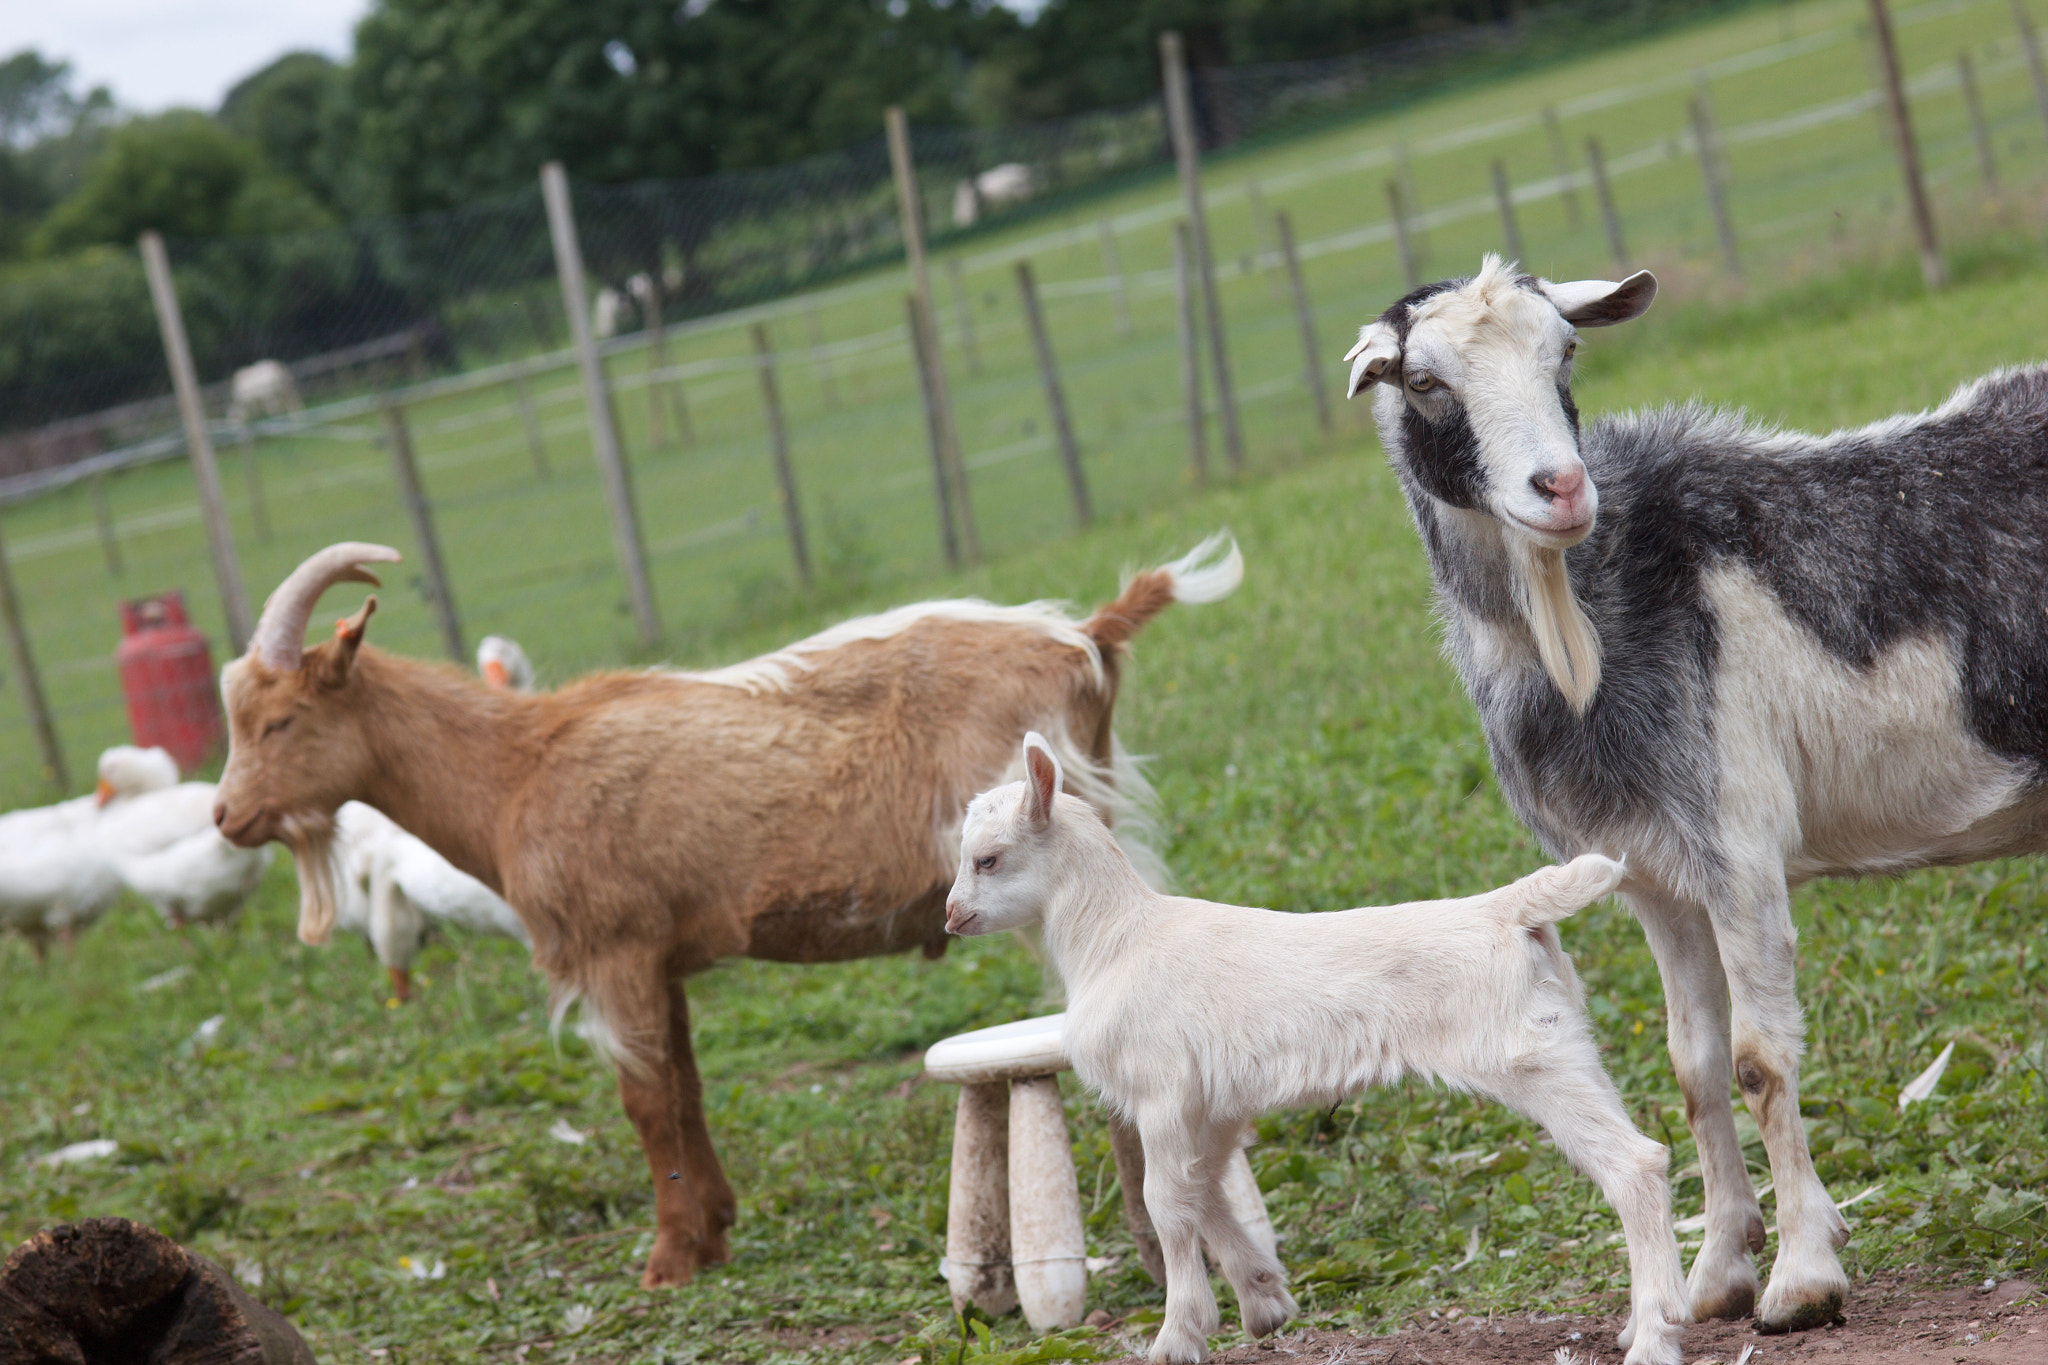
946;1082;1016;1317
1008;1074;1087;1330
1217;1140;1278;1262
1108;1112;1165;1283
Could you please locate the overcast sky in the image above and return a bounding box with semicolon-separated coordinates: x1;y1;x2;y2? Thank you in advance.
1;0;368;114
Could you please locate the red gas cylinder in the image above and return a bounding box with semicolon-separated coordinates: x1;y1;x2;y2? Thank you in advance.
116;591;223;773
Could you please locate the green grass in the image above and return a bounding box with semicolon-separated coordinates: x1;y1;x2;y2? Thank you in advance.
12;0;2048;800
5;239;2047;1362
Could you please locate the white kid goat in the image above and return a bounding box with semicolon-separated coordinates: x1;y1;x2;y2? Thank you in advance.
945;736;1690;1365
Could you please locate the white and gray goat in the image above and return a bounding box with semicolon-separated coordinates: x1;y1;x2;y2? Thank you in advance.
1345;254;2048;1332
946;734;1690;1365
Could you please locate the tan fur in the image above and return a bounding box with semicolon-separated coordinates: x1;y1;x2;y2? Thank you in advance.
213;549;1226;1290
1509;538;1603;713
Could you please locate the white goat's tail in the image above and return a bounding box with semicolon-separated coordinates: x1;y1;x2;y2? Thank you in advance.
1083;532;1243;649
1502;853;1626;927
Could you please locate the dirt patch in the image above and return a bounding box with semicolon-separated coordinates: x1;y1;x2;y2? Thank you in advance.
1097;1276;2044;1365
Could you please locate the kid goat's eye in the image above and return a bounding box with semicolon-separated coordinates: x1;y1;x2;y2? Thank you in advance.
975;854;998;870
1407;374;1436;393
1564;340;1578;360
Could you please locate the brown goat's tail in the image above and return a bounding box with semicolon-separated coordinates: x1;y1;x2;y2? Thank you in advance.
1083;533;1243;650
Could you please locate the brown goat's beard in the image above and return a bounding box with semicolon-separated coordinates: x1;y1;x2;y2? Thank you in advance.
279;810;342;945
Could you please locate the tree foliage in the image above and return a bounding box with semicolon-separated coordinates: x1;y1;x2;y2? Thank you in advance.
31;110;332;254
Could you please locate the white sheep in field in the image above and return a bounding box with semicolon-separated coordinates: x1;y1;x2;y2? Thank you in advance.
944;735;1690;1365
952;162;1035;227
227;359;302;426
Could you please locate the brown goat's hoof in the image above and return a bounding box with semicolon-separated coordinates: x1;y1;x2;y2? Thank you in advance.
640;1229;730;1288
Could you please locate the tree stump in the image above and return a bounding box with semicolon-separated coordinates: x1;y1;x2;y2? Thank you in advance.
0;1218;317;1365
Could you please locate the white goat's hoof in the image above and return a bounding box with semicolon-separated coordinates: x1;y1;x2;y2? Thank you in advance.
1620;1320;1685;1365
1241;1285;1298;1339
1686;1235;1760;1321
1149;1320;1211;1363
1754;1254;1848;1334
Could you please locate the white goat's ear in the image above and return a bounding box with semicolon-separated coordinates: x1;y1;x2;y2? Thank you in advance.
1021;731;1062;831
1342;322;1402;398
1538;270;1657;327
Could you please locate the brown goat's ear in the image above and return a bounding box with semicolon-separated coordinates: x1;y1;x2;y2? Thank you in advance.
1021;731;1062;831
314;596;377;686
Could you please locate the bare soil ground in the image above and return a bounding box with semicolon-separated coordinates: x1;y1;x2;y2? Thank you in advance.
1093;1277;2045;1365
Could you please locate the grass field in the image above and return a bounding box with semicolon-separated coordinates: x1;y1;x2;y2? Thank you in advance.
15;0;2048;800
4;233;2046;1363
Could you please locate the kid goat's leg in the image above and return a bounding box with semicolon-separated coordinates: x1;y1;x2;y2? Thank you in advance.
599;961;738;1288
1501;1047;1688;1365
1710;870;1849;1333
1193;1124;1296;1340
1631;887;1764;1321
1140;1115;1223;1363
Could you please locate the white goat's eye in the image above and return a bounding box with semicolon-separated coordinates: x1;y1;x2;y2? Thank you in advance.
1564;340;1578;360
1407;374;1436;393
975;854;998;871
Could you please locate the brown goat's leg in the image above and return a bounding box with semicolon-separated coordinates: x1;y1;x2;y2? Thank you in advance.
616;975;736;1289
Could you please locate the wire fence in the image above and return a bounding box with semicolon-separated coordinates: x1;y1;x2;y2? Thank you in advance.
5;0;2048;806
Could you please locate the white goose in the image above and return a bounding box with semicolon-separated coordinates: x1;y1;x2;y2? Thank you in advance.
1;747;183;956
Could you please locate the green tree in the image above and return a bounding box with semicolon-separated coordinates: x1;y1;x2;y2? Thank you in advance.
0;49;115;258
219;51;359;215
349;0;1021;213
32;110;332;253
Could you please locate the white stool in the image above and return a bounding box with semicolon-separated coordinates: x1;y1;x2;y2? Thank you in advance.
923;1013;1277;1331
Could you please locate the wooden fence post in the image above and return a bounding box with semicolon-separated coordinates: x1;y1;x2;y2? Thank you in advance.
1688;88;1742;279
641;276;696;449
1097;221;1133;339
806;297;842;411
1015;261;1092;528
1867;0;1946;287
90;472;123;578
139;230;251;654
1585;137;1630;270
1491;160;1525;265
511;364;551;479
1172;222;1209;483
1386;180;1419;288
1542;105;1583;229
886;106;979;562
1395;139;1428;270
540;161;662;649
1958;53;2000;195
1274;211;1331;436
379;402;466;665
233;427;271;542
2011;0;2048;141
948;255;983;376
751;324;811;588
907;295;963;569
1161;30;1243;472
0;517;69;791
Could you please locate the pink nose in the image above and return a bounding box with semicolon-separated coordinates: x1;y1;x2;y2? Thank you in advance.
1535;464;1585;501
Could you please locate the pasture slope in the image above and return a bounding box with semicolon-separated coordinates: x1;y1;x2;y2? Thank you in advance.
3;240;2045;1363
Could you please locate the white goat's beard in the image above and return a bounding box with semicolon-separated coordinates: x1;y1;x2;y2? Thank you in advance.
1508;537;1603;714
281;812;340;945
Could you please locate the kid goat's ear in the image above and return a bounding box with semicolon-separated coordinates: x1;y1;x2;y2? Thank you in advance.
1021;731;1063;831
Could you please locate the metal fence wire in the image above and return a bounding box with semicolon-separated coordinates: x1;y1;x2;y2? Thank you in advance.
4;0;2048;805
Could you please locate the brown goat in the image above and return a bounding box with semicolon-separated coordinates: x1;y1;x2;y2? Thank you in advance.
212;536;1241;1288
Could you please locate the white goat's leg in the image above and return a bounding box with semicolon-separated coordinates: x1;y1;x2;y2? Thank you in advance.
1498;1053;1688;1365
1194;1126;1295;1341
1710;871;1848;1333
1633;888;1762;1321
1140;1118;1221;1363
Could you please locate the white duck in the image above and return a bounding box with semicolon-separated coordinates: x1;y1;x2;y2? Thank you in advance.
0;746;184;957
476;635;534;692
331;802;529;1001
117;828;274;928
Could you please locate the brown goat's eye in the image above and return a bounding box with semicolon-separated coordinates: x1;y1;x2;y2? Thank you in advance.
975;854;998;871
262;716;293;738
1407;374;1436;393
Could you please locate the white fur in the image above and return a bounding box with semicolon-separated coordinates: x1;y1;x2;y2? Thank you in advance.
228;359;301;426
944;737;1691;1365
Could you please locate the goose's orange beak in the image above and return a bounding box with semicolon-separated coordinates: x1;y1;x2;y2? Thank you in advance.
482;660;510;690
95;779;115;807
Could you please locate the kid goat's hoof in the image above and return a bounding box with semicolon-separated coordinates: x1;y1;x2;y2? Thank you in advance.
1148;1322;1211;1364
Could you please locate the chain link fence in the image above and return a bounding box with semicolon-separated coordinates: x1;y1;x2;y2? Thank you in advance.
5;0;2048;806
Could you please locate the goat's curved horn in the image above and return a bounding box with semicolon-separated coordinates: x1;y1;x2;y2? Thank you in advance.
251;542;403;670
